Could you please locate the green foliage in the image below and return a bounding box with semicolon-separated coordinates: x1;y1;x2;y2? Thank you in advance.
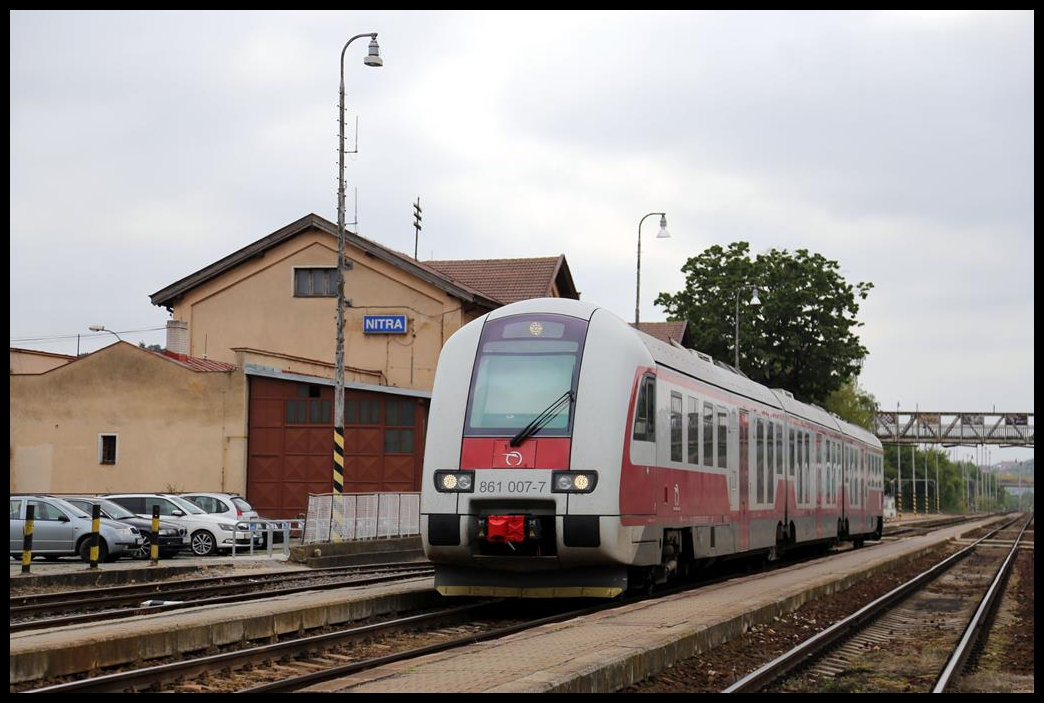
655;242;873;404
822;378;878;431
882;446;1011;513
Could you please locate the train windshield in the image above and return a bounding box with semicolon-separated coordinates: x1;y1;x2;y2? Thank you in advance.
465;313;588;436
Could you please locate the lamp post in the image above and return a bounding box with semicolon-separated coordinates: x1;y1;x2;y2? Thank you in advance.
733;285;762;370
334;32;382;497
88;325;123;342
635;212;669;326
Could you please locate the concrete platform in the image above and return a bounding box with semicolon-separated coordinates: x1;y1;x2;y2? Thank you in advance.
10;575;440;684
301;516;1002;693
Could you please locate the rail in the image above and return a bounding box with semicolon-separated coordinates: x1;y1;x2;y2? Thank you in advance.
932;514;1032;692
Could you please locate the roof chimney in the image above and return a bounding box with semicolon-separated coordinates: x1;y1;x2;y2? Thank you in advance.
166;319;189;359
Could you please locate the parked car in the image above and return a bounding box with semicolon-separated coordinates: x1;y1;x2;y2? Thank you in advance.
65;496;189;559
180;492;286;546
104;493;261;556
9;495;142;562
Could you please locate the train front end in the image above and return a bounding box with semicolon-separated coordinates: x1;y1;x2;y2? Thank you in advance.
421;299;643;597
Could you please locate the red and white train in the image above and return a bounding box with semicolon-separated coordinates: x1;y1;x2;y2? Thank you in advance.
421;298;884;597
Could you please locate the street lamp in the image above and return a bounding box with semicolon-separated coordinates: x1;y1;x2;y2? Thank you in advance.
733;284;762;370
88;325;123;342
334;32;382;497
635;212;670;326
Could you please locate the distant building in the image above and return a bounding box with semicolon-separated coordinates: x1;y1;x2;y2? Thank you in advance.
630;320;692;348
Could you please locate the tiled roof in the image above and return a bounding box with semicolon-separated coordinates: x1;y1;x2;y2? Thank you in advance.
150;213;578;313
425;256;570;304
153;350;236;372
151;214;502;312
631;321;689;346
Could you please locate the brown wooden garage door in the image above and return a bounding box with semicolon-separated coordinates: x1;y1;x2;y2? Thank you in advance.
247;377;427;519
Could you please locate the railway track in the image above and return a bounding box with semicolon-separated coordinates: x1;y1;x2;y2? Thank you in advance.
10;562;432;632
17;598;619;693
722;513;1032;693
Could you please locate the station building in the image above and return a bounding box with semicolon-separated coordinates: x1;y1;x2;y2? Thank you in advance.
10;213;580;519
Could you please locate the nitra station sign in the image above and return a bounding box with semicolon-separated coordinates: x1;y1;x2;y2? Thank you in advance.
363;314;408;334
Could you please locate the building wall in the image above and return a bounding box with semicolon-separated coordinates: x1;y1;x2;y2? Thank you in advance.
168;229;469;392
9;348;77;374
9;343;246;496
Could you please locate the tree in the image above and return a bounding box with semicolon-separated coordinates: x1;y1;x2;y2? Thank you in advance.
822;378;878;431
654;242;873;404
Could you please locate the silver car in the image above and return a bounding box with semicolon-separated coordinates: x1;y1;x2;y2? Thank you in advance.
104;493;261;556
9;495;142;562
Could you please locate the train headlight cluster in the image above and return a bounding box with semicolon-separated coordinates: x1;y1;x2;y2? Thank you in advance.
434;470;475;493
551;470;598;493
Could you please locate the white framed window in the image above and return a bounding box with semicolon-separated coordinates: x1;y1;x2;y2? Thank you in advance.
98;434;118;465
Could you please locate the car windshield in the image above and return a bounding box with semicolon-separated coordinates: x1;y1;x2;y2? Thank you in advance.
232;496;254;513
97;499;136;520
50;497;90;519
166;495;207;515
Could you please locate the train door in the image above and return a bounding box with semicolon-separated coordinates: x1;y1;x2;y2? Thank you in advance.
738;409;749;551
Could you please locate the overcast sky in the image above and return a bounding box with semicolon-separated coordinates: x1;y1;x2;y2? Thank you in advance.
10;11;1034;463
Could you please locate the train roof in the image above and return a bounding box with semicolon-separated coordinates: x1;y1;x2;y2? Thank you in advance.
481;298;881;450
632;327;783;411
633;319;881;450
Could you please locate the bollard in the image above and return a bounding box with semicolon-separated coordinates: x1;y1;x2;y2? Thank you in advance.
89;503;101;569
21;504;35;574
150;506;160;565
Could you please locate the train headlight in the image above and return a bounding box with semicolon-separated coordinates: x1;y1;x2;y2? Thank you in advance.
551;470;597;493
434;470;475;493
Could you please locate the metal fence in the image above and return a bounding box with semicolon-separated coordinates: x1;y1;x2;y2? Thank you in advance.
303;492;420;544
230;518;306;558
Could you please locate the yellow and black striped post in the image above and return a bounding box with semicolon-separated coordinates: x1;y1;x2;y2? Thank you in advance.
333;425;345;494
150;506;160;565
333;424;344;542
21;504;35;574
89;503;101;569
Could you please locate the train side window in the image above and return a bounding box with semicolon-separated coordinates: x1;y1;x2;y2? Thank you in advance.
804;432;811;503
775;422;783;479
756;418;765;503
670;392;683;462
766;422;775;503
717;407;728;469
703;402;715;467
816;434;822;504
632;374;656;442
686;396;699;465
788;429;796;477
795;432;804;503
824;441;831;503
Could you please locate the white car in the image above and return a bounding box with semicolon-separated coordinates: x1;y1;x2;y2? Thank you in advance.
104;493;261;556
181;492;287;547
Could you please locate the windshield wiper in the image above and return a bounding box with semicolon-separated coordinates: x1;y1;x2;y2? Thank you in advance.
509;390;574;447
